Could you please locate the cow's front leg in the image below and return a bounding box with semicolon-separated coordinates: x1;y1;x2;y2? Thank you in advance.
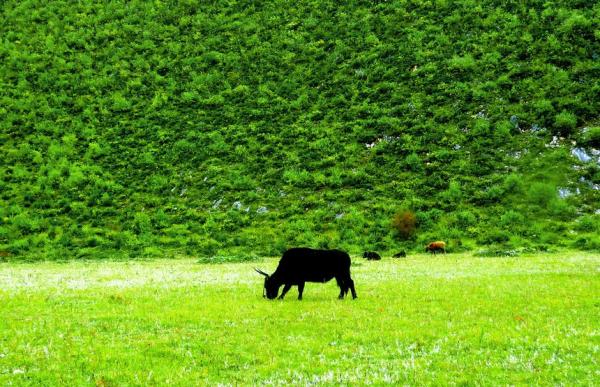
279;284;292;299
338;284;345;299
297;282;305;300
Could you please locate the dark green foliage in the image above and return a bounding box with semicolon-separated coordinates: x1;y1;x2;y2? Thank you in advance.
581;127;600;147
474;248;520;257
196;253;261;265
1;0;598;260
554;111;578;134
574;215;600;233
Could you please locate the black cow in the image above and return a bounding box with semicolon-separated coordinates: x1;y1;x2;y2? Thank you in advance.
362;251;381;260
393;251;406;258
255;248;357;300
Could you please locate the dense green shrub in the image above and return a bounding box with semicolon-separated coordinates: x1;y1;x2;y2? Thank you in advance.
477;228;511;245
571;235;600;251
196;253;261;264
574;215;600;233
527;183;557;207
1;0;597;260
439;181;463;209
499;210;526;229
554;111;578;134
548;199;577;220
581;127;600;147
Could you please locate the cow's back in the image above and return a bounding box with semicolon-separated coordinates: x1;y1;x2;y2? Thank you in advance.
276;248;350;283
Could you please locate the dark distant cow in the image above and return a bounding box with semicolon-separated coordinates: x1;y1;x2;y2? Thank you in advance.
362;251;381;260
425;241;446;255
255;248;357;300
393;251;406;258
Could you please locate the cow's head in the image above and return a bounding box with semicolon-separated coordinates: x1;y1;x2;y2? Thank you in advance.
254;268;279;299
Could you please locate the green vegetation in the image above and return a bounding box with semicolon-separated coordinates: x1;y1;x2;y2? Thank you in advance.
1;253;598;384
1;0;599;260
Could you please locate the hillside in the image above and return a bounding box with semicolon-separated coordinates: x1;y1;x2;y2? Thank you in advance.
1;0;599;260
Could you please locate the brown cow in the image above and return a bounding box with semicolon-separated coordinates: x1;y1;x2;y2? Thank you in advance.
425;241;446;255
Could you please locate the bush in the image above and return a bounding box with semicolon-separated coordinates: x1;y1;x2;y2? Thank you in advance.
503;174;524;195
8;238;30;254
455;210;477;228
581;127;600;147
474;248;519;257
499;210;525;228
548;199;576;220
133;212;152;235
574;215;600;233
405;153;423;172
391;210;417;240
571;235;600;251
527;182;556;207
110;231;138;250
197;238;220;256
477;228;511;244
196;253;261;264
554;111;577;134
439;181;463;208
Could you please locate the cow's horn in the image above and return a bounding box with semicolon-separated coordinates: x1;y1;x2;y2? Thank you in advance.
254;268;269;277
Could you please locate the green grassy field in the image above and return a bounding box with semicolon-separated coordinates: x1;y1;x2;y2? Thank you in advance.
1;252;598;385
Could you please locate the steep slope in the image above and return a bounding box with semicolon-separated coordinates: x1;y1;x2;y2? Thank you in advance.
1;0;599;259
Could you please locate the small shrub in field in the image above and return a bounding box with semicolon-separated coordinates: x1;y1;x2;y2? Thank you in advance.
474;248;519;257
477;228;511;244
572;236;600;251
554;111;577;134
416;209;443;230
405;153;422;172
197;238;220;256
133;212;152;235
527;182;556;206
575;215;600;232
455;210;477;228
548;199;576;220
392;210;417;240
499;210;525;228
197;253;260;264
439;181;463;208
110;231;138;250
581;127;600;147
142;246;164;257
503;174;524;194
9;238;30;253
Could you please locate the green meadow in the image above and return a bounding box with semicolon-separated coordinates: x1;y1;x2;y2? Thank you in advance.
2;1;599;384
1;252;598;385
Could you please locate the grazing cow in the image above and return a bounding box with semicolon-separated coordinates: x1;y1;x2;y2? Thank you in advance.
255;248;357;300
362;251;381;260
425;241;446;255
393;251;406;258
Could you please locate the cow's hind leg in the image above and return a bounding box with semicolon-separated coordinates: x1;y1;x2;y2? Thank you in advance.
348;278;357;299
297;282;305;300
